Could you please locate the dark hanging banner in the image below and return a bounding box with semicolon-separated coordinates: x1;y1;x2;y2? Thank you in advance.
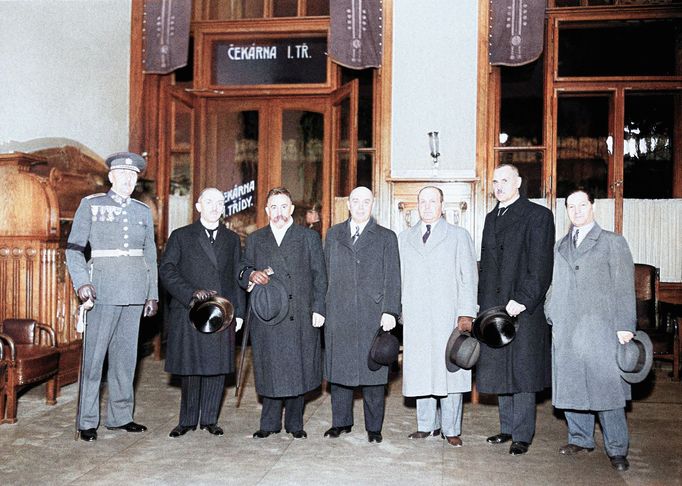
489;0;544;66
329;0;384;70
142;0;192;74
213;38;328;85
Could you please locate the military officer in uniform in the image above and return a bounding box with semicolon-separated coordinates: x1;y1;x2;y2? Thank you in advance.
66;152;159;442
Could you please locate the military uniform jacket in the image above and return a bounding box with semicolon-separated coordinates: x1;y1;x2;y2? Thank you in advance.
323;218;401;387
66;190;159;305
160;221;246;376
239;223;327;398
476;197;554;394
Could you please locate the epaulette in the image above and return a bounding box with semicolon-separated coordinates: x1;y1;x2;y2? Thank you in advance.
131;198;150;208
85;193;106;200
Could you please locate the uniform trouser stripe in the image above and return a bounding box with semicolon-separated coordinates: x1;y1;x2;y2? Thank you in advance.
78;304;142;429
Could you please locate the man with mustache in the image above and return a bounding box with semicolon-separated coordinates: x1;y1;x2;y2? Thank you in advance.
477;164;555;455
66;152;158;442
239;187;327;439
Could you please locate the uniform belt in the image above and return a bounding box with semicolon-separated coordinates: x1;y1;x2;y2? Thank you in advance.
90;249;144;257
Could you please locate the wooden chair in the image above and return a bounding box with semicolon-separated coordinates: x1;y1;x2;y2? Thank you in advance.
634;264;680;381
0;319;60;423
0;342;6;421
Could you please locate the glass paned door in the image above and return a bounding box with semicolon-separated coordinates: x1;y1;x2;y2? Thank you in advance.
555;93;615;234
204;100;264;238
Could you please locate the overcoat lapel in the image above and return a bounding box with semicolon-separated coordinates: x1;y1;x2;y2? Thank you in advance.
354;218;378;252
407;217;446;256
574;223;602;259
195;221;218;269
494;200;525;236
336;219;355;252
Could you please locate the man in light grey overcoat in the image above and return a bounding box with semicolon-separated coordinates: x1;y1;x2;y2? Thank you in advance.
400;186;478;447
239;187;327;439
66;152;158;442
323;186;401;443
545;188;636;472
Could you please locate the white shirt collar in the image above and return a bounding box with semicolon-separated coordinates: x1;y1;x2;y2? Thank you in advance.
350;218;370;237
573;221;595;247
421;218;440;235
270;218;294;246
498;193;520;209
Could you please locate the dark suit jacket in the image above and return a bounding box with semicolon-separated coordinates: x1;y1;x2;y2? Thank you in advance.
160;220;245;375
476;197;555;394
239;223;327;397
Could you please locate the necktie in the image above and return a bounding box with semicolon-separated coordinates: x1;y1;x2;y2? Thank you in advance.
572;228;579;248
352;226;360;245
422;224;431;244
206;229;215;244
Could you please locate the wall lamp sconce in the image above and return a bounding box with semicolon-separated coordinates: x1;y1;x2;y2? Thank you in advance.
428;131;440;174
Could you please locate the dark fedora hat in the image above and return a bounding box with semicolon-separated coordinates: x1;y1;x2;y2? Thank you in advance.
250;274;289;325
368;327;400;371
189;295;235;334
445;328;480;372
472;306;517;348
617;331;653;384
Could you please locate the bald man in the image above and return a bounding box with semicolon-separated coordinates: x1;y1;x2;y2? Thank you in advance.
323;186;401;443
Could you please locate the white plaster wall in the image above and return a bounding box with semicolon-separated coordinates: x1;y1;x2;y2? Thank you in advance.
391;0;479;179
0;0;132;158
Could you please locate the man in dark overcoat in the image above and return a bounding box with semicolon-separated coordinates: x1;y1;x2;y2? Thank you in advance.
239;187;327;439
323;186;401;443
545;188;636;472
159;187;245;438
477;164;555;455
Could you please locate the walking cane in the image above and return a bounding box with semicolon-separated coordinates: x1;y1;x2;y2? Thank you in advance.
74;299;93;441
235;305;252;408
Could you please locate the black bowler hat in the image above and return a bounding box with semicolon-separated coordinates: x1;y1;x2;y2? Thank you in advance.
250;275;289;325
617;331;653;384
189;295;234;334
472;306;517;348
105;152;147;173
368;327;400;371
445;328;480;372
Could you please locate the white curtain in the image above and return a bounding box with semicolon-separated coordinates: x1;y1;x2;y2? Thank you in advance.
551;198;680;282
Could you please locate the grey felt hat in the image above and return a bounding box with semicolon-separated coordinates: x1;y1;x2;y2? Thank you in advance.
616;331;653;384
445;328;480;372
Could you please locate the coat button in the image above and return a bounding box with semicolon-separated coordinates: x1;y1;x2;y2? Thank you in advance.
496;287;501;293
289;316;294;321
356;260;360;264
287;274;291;279
288;294;293;300
575;265;579;270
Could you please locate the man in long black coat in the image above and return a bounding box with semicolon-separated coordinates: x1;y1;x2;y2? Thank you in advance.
239;187;327;439
323;186;401;443
477;164;554;455
159;187;245;438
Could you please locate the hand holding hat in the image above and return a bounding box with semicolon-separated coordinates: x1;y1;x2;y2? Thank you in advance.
312;312;325;328
617;330;634;345
381;313;396;332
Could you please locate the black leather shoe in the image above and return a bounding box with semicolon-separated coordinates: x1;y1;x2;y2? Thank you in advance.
106;421;147;433
609;455;629;471
324;426;352;438
169;425;196;438
509;441;530;455
288;430;307;439
559;443;594;455
253;429;280;438
79;428;97;442
200;424;224;436
487;433;512;444
367;431;383;443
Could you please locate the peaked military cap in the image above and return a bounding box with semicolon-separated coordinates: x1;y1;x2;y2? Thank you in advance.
105;152;147;173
